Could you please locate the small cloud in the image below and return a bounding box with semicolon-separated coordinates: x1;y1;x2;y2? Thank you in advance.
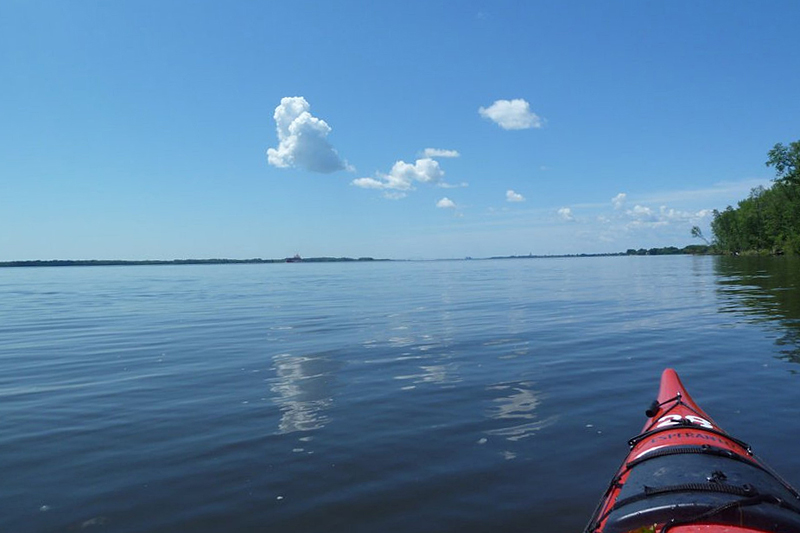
400;159;444;184
437;197;457;209
625;205;663;228
557;207;574;221
612;193;627;210
267;96;349;173
658;206;712;222
351;177;387;190
438;181;469;189
383;191;408;200
506;189;525;202
621;203;712;229
629;205;655;220
353;157;455;197
422;148;460;158
479;99;544;130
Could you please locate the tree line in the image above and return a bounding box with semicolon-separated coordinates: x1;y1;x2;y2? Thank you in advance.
707;141;800;255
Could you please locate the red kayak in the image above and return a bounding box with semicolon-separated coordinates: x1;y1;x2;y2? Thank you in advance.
585;369;800;533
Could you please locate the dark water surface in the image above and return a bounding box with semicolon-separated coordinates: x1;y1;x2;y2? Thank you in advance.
3;256;800;533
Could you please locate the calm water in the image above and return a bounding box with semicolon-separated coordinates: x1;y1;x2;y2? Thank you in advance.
2;256;800;533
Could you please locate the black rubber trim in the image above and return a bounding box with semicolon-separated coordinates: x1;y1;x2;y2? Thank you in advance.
625;444;758;471
659;493;800;533
611;481;758;511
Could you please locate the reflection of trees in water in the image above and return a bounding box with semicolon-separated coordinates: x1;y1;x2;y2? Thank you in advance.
271;352;340;434
714;256;800;366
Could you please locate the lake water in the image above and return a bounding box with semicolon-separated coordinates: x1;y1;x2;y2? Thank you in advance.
2;255;800;533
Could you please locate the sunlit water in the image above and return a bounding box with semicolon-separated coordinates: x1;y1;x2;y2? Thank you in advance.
2;256;800;533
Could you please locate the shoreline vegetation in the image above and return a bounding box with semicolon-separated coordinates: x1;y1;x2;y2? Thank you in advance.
707;140;800;256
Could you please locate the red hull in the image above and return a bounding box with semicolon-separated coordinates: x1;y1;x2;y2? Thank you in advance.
585;369;800;533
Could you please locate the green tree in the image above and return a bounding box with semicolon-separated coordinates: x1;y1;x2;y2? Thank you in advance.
691;226;710;245
710;141;800;255
711;207;740;253
767;141;800;186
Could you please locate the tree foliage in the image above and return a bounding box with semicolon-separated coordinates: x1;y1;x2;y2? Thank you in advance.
691;226;710;245
767;141;800;186
711;142;800;255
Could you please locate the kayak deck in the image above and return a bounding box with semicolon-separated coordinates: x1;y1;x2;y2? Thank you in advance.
585;369;800;533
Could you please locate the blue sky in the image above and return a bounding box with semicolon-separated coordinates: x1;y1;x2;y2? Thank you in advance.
2;1;799;260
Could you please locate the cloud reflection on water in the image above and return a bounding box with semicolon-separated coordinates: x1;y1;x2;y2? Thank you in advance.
270;352;338;434
393;361;462;388
485;381;557;442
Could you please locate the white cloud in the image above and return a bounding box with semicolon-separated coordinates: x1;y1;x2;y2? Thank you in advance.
557;207;574;221
396;159;444;184
629;205;654;219
612;193;626;210
383;191;408;200
478;99;544;130
352;157;449;197
657;206;712;222
422;148;460;158
506;190;525;202
438;181;469;189
267;96;349;173
623;203;712;229
437;197;456;209
351;177;386;190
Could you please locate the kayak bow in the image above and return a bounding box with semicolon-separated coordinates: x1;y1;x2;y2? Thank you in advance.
585;369;800;533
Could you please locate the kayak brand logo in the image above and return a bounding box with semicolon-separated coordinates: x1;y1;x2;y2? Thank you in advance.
654;414;713;430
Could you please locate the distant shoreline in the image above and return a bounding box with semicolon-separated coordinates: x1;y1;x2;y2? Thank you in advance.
0;246;713;268
0;257;386;268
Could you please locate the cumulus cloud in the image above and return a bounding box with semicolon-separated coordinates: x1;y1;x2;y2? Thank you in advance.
612;193;627;210
506;190;525;202
437;197;456;209
661;206;712;220
352;157;453;198
629;204;655;219
422;148;460;158
479;99;544;130
624;203;712;229
267;96;349;173
399;159;444;184
558;207;574;221
351;177;389;190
